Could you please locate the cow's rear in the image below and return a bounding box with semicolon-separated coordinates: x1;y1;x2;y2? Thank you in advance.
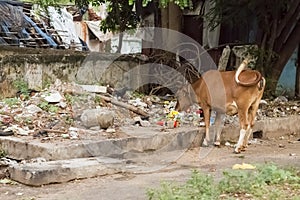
175;59;265;153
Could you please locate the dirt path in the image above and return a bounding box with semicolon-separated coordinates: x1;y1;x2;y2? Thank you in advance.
0;136;299;200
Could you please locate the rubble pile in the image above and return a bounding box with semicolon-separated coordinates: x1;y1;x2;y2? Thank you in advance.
0;79;299;142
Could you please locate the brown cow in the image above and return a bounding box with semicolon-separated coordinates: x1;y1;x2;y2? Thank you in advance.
175;59;265;153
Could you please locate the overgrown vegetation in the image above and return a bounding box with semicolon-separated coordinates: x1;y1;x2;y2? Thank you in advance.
38;101;59;113
13;79;30;100
147;164;300;200
0;148;6;158
3;98;21;107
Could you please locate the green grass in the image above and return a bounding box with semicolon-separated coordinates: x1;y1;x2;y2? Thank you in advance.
147;164;300;200
3;97;21;107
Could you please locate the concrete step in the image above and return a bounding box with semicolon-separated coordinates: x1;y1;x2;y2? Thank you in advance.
3;115;300;186
0;127;202;161
9;150;188;186
9;156;123;186
1;115;300;162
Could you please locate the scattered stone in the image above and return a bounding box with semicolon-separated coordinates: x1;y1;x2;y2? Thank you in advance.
80;108;114;129
25;104;43;114
44;91;63;103
0;114;13;125
225;141;231;147
278;144;285;148
80;85;107;93
58;101;67;109
69;128;78;139
274;96;288;103
279;136;285;140
61;134;70;139
4;125;33;136
140;120;151;127
106;128;116;133
0;178;16;185
289;153;296;156
30;157;47;163
128;98;148;108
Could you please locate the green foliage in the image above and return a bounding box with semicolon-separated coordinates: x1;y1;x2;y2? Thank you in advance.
65;93;75;105
38;101;59;113
3;98;21;107
147;170;220;200
147;164;300;200
99;0;138;33
0;148;6;158
13;79;30;99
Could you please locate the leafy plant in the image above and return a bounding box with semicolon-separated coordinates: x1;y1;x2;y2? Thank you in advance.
38;101;59;113
0;148;7;158
147;164;300;200
13;79;30;99
3;98;21;107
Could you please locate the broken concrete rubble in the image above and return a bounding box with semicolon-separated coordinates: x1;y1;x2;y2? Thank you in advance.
80;108;114;129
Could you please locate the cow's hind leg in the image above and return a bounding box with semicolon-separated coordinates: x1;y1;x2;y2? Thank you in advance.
242;100;261;150
235;107;249;153
213;111;225;146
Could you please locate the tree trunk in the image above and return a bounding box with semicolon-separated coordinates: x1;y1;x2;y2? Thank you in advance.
116;32;124;53
295;44;300;98
270;21;300;93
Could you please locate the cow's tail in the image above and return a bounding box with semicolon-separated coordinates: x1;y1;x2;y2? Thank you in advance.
235;59;262;87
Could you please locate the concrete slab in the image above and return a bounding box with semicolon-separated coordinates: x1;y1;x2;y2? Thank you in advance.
9;157;123;186
0;127;202;161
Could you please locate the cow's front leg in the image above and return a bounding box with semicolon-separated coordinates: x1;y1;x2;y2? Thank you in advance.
213;112;225;146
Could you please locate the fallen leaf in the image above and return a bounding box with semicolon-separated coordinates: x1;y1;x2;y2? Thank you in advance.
232;163;256;170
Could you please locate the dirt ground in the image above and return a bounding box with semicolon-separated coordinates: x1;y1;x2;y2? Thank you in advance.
0;133;299;200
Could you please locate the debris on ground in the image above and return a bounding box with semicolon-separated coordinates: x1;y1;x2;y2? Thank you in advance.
0;79;298;145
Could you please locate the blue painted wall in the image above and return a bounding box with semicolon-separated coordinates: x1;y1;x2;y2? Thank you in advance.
276;48;298;97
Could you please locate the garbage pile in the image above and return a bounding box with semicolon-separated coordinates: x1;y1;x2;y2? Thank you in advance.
0;79;299;141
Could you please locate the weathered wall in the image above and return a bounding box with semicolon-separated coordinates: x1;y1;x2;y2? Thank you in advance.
0;46;146;97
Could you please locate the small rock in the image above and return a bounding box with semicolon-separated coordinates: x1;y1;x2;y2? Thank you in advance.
133;116;142;123
225;141;231;147
69;131;78;139
58;101;67;109
44;91;63;103
279;136;285;140
140;120;151;127
61;134;70;139
80;108;114;129
69;127;79;139
106;128;116;133
30;157;47;163
25;104;43;114
278;144;285;148
80;85;107;93
274;96;288;103
4;125;33;136
289;153;296;156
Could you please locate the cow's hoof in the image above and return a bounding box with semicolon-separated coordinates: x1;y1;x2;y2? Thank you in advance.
214;141;221;147
234;148;241;154
241;145;247;151
202;139;210;147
